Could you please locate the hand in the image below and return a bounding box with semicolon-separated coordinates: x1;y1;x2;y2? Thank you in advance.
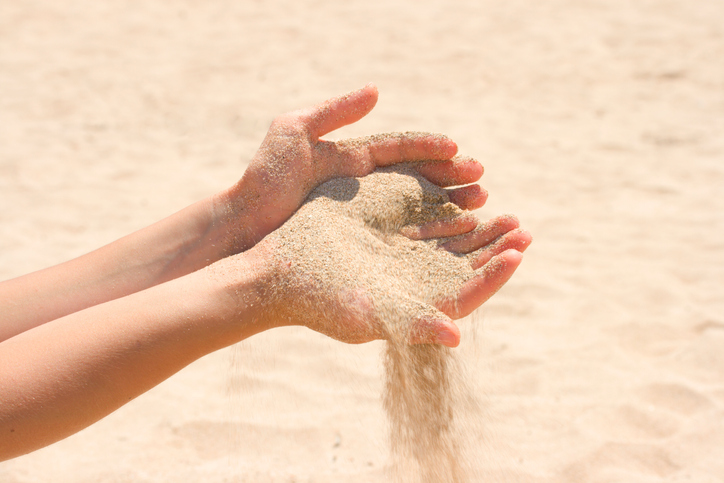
250;165;531;348
220;84;486;253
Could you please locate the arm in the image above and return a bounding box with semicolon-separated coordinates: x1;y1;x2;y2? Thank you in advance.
0;185;530;462
0;197;227;342
0;84;480;342
0;248;271;461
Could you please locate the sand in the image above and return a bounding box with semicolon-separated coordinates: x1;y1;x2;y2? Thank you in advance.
1;0;723;482
267;166;478;482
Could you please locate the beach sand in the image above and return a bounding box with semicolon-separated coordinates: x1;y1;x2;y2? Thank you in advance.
1;0;723;481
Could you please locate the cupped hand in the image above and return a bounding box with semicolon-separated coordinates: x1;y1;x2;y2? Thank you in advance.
220;84;486;253
256;165;531;348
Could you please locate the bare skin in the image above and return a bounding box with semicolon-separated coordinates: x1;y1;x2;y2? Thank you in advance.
0;84;484;343
0;85;531;461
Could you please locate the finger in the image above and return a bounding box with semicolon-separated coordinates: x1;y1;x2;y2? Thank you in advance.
338;132;457;168
305;84;380;138
409;314;461;348
415;156;483;187
470;229;533;269
446;184;488;210
399;214;478;240
437;249;524;319
441;214;520;254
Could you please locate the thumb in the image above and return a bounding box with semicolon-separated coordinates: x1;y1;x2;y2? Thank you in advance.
408;309;461;348
304;84;379;138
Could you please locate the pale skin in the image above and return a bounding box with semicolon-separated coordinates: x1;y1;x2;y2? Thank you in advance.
0;84;531;461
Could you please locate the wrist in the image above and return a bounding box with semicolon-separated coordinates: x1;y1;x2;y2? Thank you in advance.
213;183;262;255
218;163;296;254
199;241;279;348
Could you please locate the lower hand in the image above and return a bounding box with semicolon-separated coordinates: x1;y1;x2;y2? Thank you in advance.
246;165;531;347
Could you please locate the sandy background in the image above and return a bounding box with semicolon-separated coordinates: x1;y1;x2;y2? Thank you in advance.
1;0;723;481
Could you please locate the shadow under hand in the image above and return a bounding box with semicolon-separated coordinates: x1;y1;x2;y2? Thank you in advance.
308;177;361;202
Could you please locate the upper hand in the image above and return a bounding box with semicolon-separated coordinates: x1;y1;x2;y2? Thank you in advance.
218;84;486;253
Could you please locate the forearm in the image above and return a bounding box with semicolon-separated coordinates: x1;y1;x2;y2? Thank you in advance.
0;194;234;342
0;249;269;461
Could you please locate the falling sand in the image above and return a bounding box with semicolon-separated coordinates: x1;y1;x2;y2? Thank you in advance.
266;165;488;482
